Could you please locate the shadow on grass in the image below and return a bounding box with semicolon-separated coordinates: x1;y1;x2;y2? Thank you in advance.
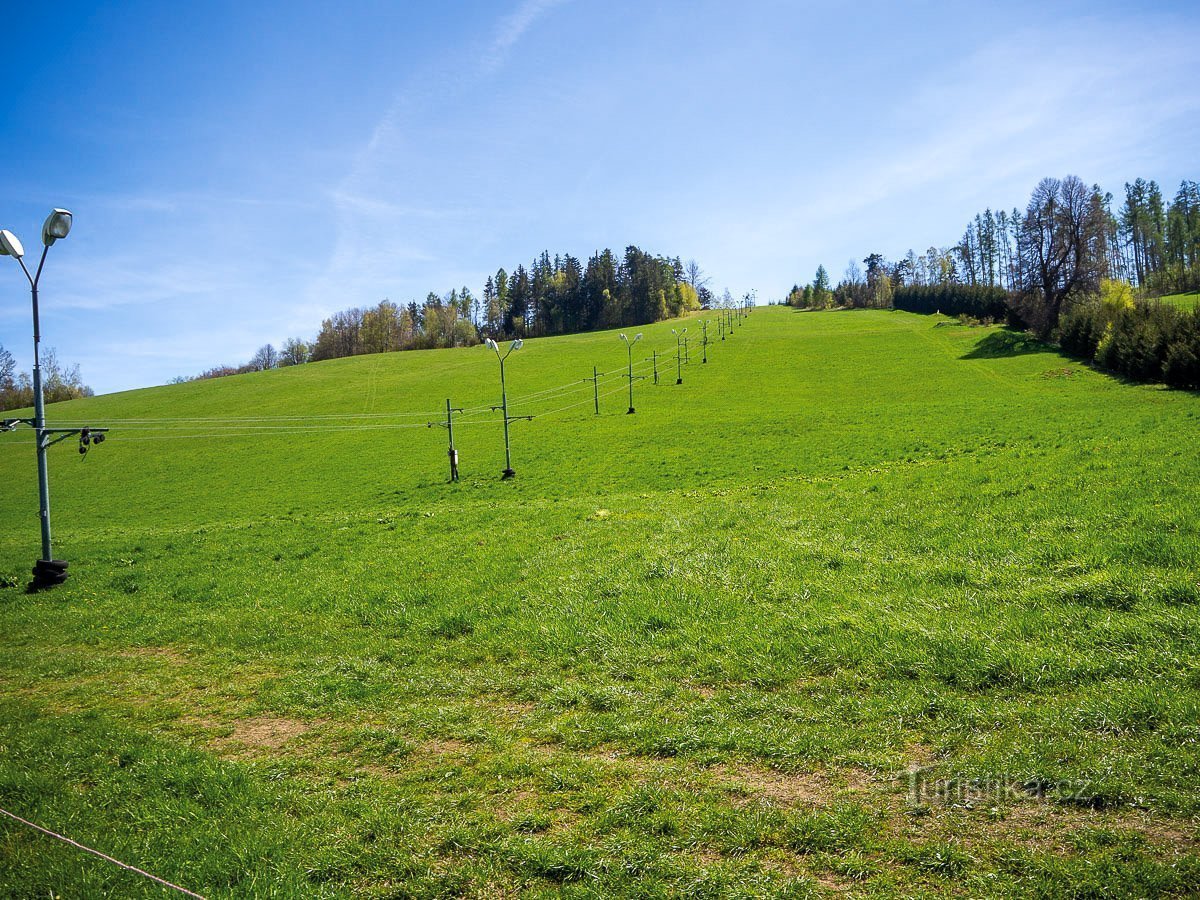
961;329;1052;359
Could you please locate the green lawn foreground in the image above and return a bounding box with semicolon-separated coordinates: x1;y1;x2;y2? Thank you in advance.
1;307;1199;898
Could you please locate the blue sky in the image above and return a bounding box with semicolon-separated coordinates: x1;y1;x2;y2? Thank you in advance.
2;0;1198;394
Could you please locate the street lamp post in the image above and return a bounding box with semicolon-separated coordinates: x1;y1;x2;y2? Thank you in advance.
618;333;642;414
701;319;709;363
485;337;524;479
671;327;687;384
1;209;105;590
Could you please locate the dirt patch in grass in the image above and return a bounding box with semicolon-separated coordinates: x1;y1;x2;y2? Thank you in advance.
117;645;192;665
902;742;938;770
689;847;727;868
810;872;855;895
719;763;844;807
207;714;322;753
418;737;472;756
988;800;1199;848
893;795;1200;857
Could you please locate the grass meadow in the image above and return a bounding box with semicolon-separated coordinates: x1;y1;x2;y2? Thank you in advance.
1159;291;1200;310
1;306;1198;897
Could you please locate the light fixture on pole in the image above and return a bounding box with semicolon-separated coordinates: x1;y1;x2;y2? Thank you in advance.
671;327;687;384
1;208;107;590
2;211;105;587
485;337;527;479
618;332;642;414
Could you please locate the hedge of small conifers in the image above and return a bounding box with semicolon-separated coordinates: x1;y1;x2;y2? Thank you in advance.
892;285;1012;322
1060;301;1200;390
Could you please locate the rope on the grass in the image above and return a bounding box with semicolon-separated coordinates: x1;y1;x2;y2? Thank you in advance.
0;806;207;899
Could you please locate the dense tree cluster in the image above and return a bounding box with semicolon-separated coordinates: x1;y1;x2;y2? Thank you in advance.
891;285;1011;321
789;173;1197;322
176;245;703;381
1059;281;1200;389
0;344;94;411
785;171;1199;387
1115;178;1200;294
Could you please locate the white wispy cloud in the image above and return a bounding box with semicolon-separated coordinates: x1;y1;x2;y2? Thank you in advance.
662;13;1200;296
483;0;568;71
302;0;570;321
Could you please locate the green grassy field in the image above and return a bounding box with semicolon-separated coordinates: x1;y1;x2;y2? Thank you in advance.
1;307;1198;898
1159;291;1200;309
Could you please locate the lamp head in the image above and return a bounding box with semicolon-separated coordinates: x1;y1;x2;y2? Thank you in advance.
634;333;642;342
619;333;628;342
42;209;72;246
485;338;498;351
510;339;523;351
0;230;24;259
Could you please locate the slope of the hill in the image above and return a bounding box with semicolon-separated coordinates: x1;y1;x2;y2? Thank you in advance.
1161;291;1199;309
1;307;1198;898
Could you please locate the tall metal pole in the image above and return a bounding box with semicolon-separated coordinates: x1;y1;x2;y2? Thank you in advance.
592;365;601;415
675;333;683;384
702;320;709;363
625;344;635;414
18;250;53;563
719;316;725;341
499;354;514;479
650;350;659;385
445;398;460;482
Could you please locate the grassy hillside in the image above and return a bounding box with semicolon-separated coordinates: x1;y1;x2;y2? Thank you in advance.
1159;291;1199;309
1;307;1198;897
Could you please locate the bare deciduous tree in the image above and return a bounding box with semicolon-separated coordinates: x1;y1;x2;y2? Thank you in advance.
248;343;278;371
1017;175;1108;335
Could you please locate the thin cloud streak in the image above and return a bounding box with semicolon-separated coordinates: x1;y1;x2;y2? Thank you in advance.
304;0;570;324
665;17;1200;296
483;0;569;71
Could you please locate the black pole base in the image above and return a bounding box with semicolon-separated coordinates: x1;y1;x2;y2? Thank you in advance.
626;407;635;415
30;558;69;591
676;378;683;385
501;468;516;480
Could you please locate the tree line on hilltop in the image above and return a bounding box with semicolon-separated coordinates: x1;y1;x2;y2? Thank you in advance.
786;173;1200;388
0;345;94;412
174;245;709;383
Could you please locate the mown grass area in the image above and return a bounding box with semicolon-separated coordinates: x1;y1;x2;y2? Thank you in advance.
1158;291;1200;309
1;307;1199;897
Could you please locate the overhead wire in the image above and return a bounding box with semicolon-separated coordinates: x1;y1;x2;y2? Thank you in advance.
532;381;633;421
0;330;721;449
